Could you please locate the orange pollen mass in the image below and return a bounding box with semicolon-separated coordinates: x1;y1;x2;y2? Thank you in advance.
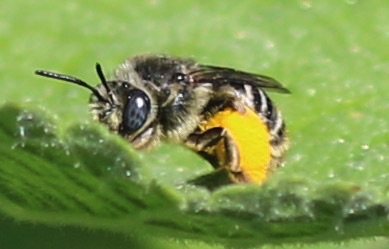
199;107;271;183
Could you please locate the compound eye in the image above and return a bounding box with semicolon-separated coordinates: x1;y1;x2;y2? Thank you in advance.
121;90;151;135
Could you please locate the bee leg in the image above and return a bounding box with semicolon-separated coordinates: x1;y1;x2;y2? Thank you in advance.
186;127;244;183
185;127;226;170
215;85;246;114
186;127;226;152
221;131;250;183
222;131;240;173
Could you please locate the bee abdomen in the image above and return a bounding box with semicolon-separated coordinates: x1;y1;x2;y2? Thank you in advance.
246;86;288;167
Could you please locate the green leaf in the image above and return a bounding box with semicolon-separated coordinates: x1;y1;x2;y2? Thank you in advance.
2;1;389;248
0;104;387;249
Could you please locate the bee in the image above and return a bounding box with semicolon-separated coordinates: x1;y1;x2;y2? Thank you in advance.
35;54;289;184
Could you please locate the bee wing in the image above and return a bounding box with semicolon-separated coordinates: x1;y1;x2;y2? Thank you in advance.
190;65;290;93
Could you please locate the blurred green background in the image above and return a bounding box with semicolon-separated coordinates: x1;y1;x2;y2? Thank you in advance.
0;0;388;248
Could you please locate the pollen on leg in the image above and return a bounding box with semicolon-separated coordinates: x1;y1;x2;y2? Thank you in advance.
198;106;271;184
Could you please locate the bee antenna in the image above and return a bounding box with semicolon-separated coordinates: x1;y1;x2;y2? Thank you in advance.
35;69;107;103
95;63;114;105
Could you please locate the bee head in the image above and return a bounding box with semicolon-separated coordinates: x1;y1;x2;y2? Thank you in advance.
34;64;160;148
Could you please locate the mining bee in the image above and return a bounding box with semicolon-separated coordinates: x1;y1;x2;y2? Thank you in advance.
35;54;289;184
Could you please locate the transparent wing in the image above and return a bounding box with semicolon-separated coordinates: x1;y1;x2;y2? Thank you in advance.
190;65;290;93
